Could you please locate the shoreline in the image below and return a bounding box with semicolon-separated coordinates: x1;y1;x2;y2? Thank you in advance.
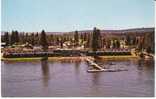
1;55;139;61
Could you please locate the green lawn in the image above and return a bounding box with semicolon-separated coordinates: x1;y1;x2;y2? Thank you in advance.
1;57;42;61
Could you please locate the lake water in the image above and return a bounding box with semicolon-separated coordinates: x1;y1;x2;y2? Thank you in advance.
1;58;154;97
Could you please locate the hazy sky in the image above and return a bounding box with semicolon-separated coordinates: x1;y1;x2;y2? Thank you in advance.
2;0;154;32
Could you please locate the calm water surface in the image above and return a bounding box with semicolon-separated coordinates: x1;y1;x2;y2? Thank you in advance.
1;58;154;97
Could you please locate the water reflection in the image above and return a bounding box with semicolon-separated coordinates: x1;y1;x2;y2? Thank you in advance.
2;58;154;96
137;59;154;72
41;59;50;87
75;61;80;74
137;59;154;84
143;59;154;78
92;73;100;85
138;59;144;70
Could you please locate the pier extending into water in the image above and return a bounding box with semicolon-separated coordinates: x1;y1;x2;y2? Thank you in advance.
84;55;128;73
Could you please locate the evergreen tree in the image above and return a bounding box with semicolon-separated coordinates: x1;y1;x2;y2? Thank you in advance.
85;33;90;48
35;32;39;45
56;36;60;45
30;33;35;46
10;30;19;45
138;37;144;51
25;33;29;43
40;30;48;51
91;27;101;51
126;34;131;45
14;30;19;43
60;36;64;48
74;30;79;46
113;40;116;48
116;40;120;48
20;32;25;44
10;31;15;45
4;32;9;46
83;33;87;41
80;33;83;41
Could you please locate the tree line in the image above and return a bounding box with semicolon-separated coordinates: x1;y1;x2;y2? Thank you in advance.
1;27;154;53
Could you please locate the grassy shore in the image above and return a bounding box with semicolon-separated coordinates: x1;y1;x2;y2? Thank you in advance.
1;57;42;61
1;55;139;61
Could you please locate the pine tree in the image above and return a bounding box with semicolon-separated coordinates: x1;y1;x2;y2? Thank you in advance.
14;30;19;43
91;27;101;51
126;34;131;45
40;30;48;51
74;30;79;46
4;32;9;46
30;33;35;46
35;32;39;45
60;36;64;48
10;31;15;45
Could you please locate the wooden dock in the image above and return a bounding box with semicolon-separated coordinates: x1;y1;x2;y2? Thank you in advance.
85;57;128;73
87;68;128;73
85;58;103;70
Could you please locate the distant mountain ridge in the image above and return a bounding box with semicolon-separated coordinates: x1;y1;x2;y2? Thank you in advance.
1;27;154;35
47;27;154;34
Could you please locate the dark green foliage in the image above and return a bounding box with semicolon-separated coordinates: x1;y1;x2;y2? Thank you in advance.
74;30;79;46
113;40;116;48
116;40;120;48
146;46;152;53
4;32;9;46
85;33;91;48
40;30;48;51
34;32;39;45
83;33;87;41
19;32;25;44
132;36;136;45
80;33;83;40
10;30;19;45
10;31;14;45
2;28;154;55
126;34;131;45
138;37;144;51
60;36;64;48
15;31;19;43
91;27;101;51
30;33;35;46
25;33;29;43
